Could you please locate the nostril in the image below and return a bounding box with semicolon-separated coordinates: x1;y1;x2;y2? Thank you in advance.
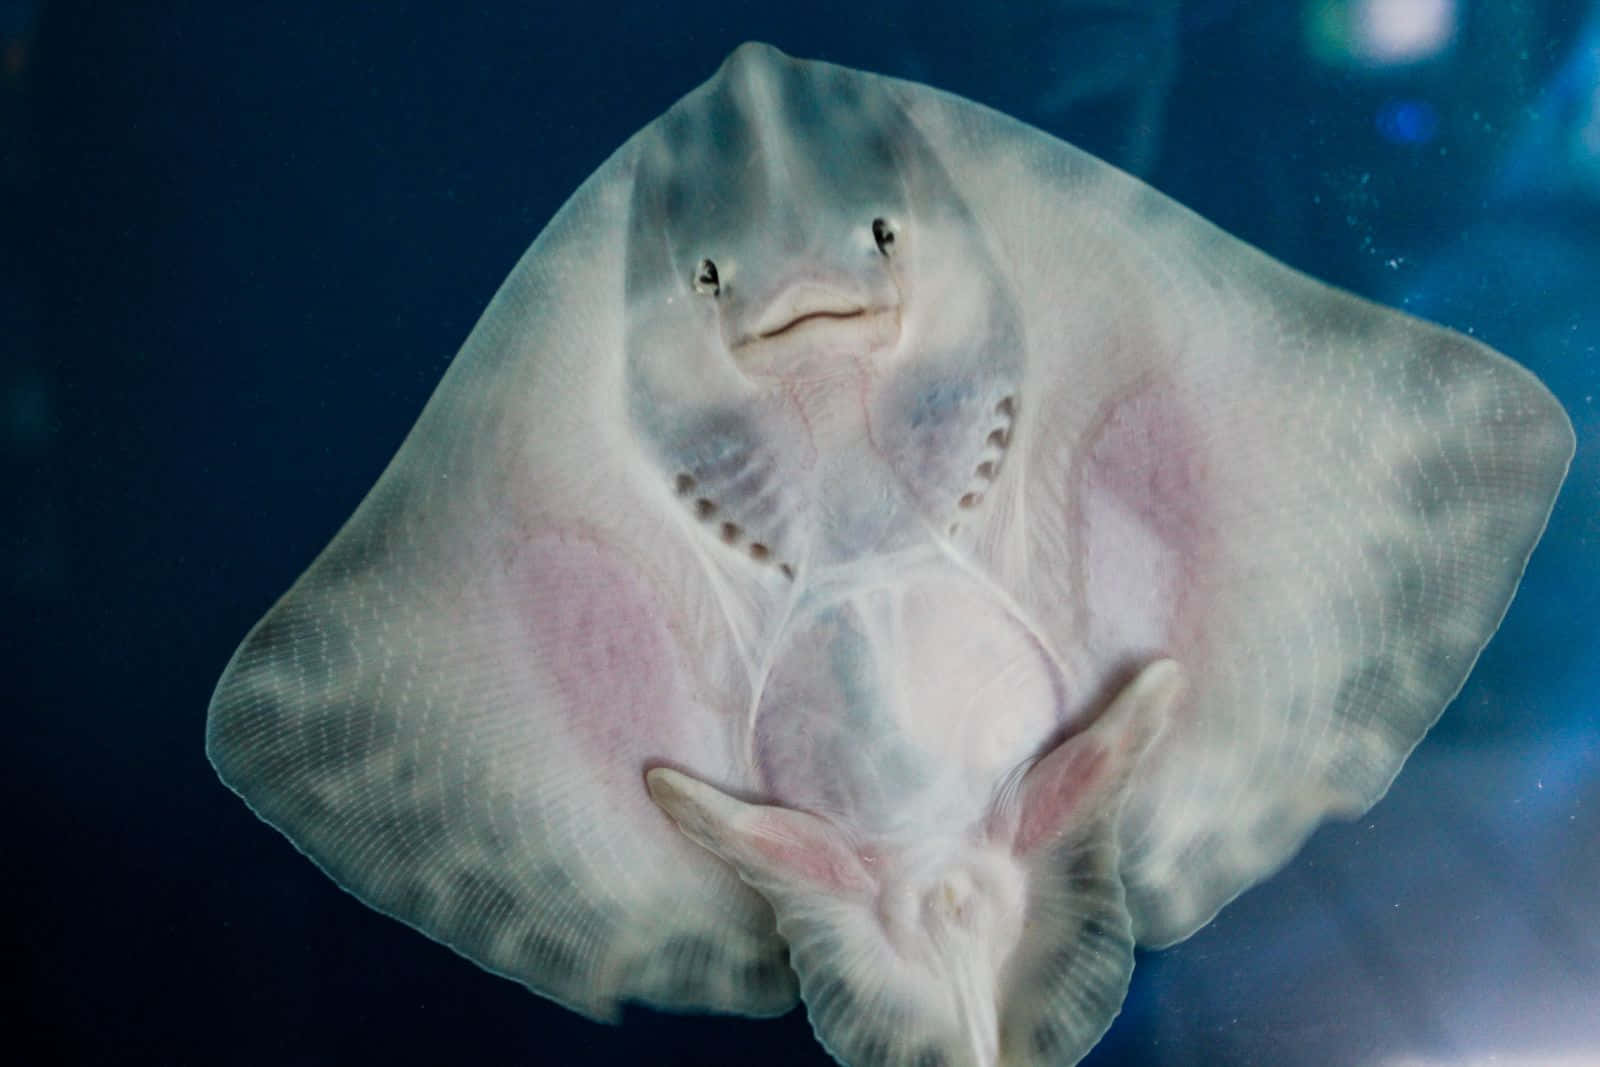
872;217;896;255
694;258;720;295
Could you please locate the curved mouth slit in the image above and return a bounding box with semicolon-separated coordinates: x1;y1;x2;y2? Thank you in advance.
757;308;867;340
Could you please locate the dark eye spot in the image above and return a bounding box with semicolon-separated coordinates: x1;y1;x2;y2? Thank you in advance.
871;217;895;254
694;258;720;295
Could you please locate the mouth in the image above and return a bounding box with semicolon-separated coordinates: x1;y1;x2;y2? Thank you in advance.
755;307;868;341
728;283;902;380
742;283;876;345
731;306;899;380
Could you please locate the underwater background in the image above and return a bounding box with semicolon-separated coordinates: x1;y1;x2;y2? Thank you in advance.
8;3;1597;1064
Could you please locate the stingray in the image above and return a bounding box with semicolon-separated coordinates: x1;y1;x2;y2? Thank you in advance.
207;43;1573;1067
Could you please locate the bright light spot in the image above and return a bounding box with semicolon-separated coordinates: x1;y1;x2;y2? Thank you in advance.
1305;0;1457;68
1355;0;1456;63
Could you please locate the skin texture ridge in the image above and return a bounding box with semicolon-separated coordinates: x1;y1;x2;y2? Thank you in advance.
206;42;1573;1067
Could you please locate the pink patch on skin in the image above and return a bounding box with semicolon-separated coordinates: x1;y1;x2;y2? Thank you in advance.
745;809;875;895
518;532;692;786
1079;377;1218;659
1088;382;1210;541
1013;741;1110;856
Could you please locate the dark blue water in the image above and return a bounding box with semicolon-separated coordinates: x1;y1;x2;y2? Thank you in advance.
11;4;1597;1064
